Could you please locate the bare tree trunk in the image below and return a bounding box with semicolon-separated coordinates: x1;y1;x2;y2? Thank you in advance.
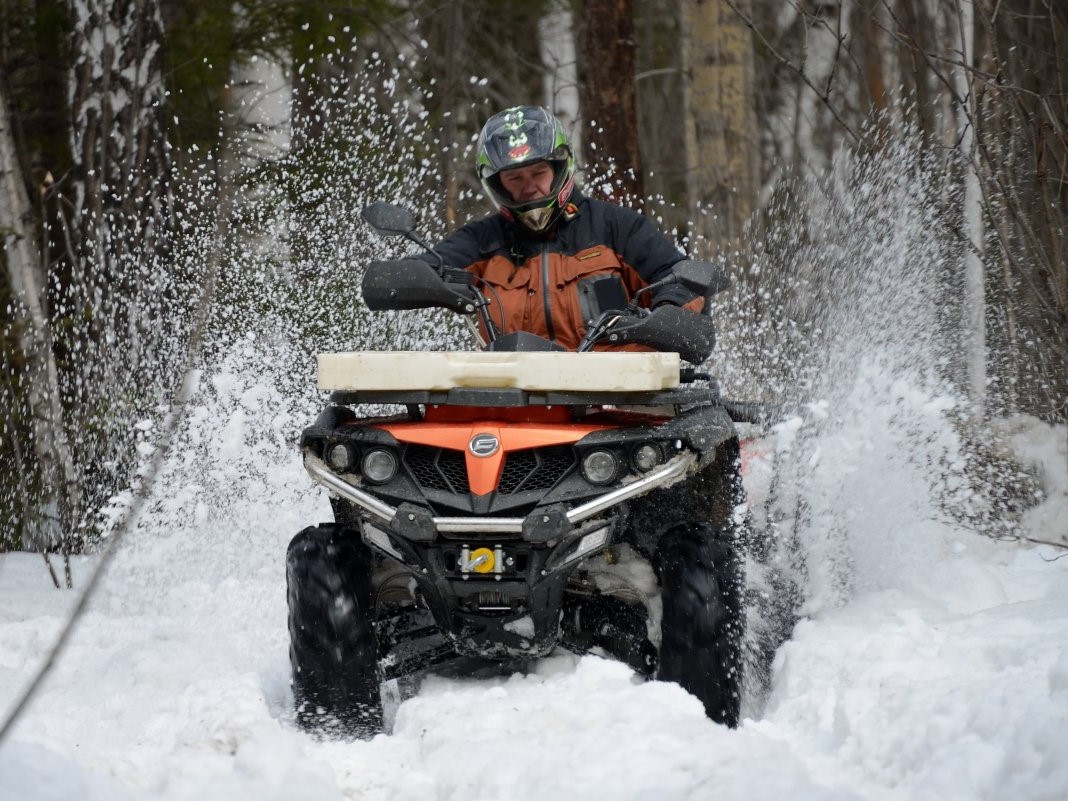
578;0;643;203
439;2;465;228
539;0;581;154
680;0;758;256
65;0;172;514
0;80;82;557
68;0;171;361
954;0;986;418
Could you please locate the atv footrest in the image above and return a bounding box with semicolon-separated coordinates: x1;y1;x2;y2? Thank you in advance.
376;607;458;681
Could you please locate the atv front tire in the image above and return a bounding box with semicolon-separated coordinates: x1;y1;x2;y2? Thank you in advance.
287;524;382;738
656;522;744;727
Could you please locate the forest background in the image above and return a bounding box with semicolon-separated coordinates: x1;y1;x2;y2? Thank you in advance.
1;0;1065;565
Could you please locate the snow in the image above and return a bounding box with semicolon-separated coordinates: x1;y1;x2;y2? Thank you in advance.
1;351;1067;801
991;415;1068;547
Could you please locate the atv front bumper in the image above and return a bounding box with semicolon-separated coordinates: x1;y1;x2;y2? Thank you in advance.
304;449;697;659
304;448;696;540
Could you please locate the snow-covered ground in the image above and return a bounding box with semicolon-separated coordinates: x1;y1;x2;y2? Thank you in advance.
1;350;1066;801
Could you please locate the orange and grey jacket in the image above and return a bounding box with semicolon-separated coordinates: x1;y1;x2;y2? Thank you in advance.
423;190;699;350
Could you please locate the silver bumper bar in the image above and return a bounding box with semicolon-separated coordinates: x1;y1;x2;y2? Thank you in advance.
304;450;697;535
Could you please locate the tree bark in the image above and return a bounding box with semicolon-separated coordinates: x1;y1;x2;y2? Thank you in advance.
442;1;465;228
680;0;758;255
539;0;581;155
68;0;172;365
65;0;173;512
578;0;643;203
1;80;82;553
954;0;986;418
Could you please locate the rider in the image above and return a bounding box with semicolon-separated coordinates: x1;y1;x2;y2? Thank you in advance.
423;105;702;350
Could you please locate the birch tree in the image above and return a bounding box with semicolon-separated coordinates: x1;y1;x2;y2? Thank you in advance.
953;0;985;417
539;0;581;154
1;81;82;557
68;0;172;329
64;0;174;512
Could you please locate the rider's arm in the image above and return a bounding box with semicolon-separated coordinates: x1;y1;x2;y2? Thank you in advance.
610;206;701;309
416;218;504;272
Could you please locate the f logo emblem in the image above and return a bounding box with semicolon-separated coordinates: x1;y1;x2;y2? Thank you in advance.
469;433;500;457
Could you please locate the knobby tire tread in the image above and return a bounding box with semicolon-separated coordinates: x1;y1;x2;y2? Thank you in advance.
287;524;382;738
656;523;744;727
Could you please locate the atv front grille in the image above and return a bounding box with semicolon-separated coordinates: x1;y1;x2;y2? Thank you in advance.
403;444;575;495
405;445;470;494
498;446;575;494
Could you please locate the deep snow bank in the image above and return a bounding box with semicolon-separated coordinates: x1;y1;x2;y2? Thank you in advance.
2;534;1065;801
1;348;1067;801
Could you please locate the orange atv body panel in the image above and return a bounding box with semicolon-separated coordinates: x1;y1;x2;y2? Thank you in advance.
376;405;672;497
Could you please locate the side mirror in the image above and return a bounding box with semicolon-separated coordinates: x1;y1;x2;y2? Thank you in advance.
671;259;732;297
361;202;417;238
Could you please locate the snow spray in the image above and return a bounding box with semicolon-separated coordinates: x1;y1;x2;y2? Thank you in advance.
734;136;1007;619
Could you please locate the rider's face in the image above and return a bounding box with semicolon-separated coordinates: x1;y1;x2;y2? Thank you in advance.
499;161;555;202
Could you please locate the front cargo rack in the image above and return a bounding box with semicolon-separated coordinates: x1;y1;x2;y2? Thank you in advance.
326;384;720;408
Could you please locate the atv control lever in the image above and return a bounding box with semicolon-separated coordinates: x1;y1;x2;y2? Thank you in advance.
576;307;643;353
441;267;475;285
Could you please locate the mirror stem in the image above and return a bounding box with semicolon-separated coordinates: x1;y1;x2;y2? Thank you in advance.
632;274;675;304
406;232;445;272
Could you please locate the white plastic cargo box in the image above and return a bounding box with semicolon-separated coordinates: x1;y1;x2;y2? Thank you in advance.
317;351;680;393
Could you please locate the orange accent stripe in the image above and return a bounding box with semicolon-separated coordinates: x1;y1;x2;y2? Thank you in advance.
377;419;614;496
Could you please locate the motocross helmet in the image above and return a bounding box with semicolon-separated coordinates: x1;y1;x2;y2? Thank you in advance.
475;106;576;232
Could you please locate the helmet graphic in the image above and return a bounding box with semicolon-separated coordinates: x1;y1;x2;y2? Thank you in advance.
475;106;576;232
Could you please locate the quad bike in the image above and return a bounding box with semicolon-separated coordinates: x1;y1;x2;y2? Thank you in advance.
287;202;761;737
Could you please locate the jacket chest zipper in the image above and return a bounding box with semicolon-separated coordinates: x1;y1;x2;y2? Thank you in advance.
540;248;557;343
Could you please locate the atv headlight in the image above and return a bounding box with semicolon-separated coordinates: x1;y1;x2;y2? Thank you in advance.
581;449;619;485
326;442;356;472
631;444;662;472
362;448;398;483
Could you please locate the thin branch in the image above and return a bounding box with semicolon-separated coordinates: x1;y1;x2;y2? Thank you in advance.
724;0;864;146
1005;533;1068;553
880;0;1066;325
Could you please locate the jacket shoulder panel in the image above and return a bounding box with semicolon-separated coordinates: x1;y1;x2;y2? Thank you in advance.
429;215;511;268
